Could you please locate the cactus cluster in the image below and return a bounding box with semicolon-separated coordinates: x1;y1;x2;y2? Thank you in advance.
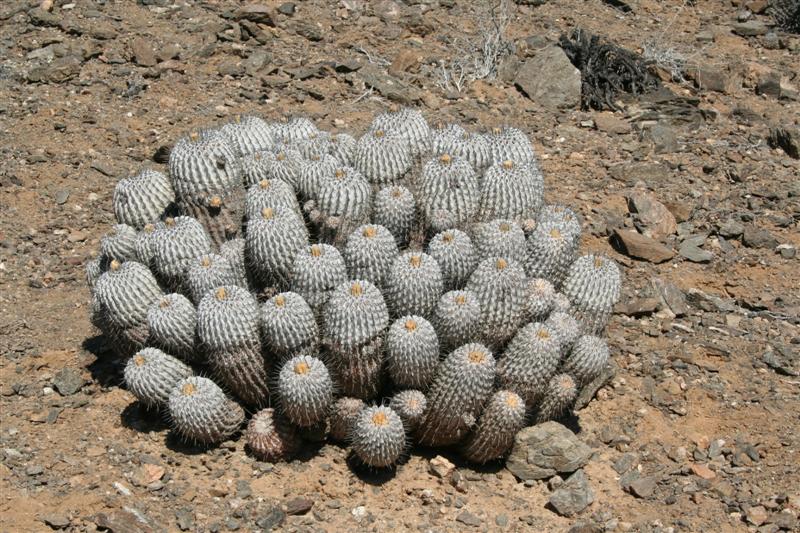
86;108;621;464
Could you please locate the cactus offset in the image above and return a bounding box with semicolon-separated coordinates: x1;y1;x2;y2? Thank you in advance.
496;322;561;404
372;186;416;248
277;355;333;427
124;347;193;408
389;389;427;431
245;205;309;289
353;128;413;185
432;290;482;352
329;397;365;442
561;255;622;334
427;229;476;290
385;316;439;390
561;335;610;387
113;169;175;229
535;373;577;423
184;253;240;305
465;257;527;348
261;292;318;359
385;252;443;318
462;390;526;464
150;216;212;288
473;219;527;264
147;293;199;363
351;405;406;468
290;243;347;312
168;376;244;445
526;278;556;322
246;407;301;462
343;224;399;289
100;224;138;263
419;153;480;233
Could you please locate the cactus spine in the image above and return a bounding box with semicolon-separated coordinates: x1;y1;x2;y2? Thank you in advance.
168;376;245;445
462;390;526;464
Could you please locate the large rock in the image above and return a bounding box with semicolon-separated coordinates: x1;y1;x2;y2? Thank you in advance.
548;469;594;517
506;422;593;480
514;46;581;110
627;189;677;240
610;229;674;263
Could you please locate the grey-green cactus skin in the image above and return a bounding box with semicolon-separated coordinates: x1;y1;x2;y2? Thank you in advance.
535;373;577;424
429;123;467;156
472;219;527;264
290;244;347;313
151;216;212;288
310;166;372;245
552;291;572;314
537;204;582;247
329;397;365;442
196;286;270;406
294;131;333;160
462;390;526;464
277;355;333;427
416;343;496;447
178;186;244;247
477;160;543;223
168;129;242;203
526;278;556;322
113;169;175;229
240;151;272;188
372;107;431;157
465;257;527;349
168;376;245;445
183;253;239;305
218;114;274;157
271;116;318;143
432;290;482;352
101;224;138;263
298;154;338;201
385;316;439;390
325;132;356;165
261;292;319;359
524;218;579;287
445;131;491;171
94;260;164;350
427;229;476;290
330;349;383;400
351;405;406;468
353;129;413;185
245;205;309;289
264;148;304;190
246;407;301;463
85;256;106;294
486;126;536;165
124;347;193;408
561;255;621;335
496;322;561;405
385;252;443;319
218;237;250;288
561;334;610;387
389;389;427;431
546;311;581;354
147;293;199;363
322;279;389;361
245;178;302;221
419;154;480;233
372;186;416;248
343;224;399;289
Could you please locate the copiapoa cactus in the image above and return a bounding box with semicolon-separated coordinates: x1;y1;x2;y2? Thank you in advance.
261;292;318;359
353;128;413;185
150;216;212;288
526;278;556;322
343;224;399;289
535;373;577;423
245;205;309;289
466;257;527;349
419;153;480;234
370;106;431;157
183;253;239;305
244;178;302;221
372;185;416;248
496;322;561;405
124;347;194;408
561;334;610;387
525;218;579;287
168;376;244;445
100;224;138;263
329;396;365;442
486;126;536;165
246;408;301;463
477;159;542;223
113;168;175;230
218;114;274;157
462;390;526;464
385;316;439;390
146;293;198;363
427;229;476;290
432;290;482;352
323;279;389;361
277;355;334;428
389;389;427;431
297;153;338;201
472;219;527;264
290;243;347;312
561;254;622;334
351;405;406;468
546;311;581;354
385;252;443;319
310;166;372;245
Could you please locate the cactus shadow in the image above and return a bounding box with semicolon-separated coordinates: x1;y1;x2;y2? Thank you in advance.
407;445;504;475
559;413;584;435
163;429;235;456
120;400;170;434
82;334;125;388
345;452;399;485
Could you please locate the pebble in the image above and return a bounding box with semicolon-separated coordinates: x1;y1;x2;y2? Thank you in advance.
548;469;595;516
41;513;70;529
455;510;482;526
55;190;70;205
256;506;286;530
679;242;714;263
627;476;657;498
285;497;313;515
611;229;675;263
52;368;84;396
690;463;716;480
507;422;593;481
429;455;455;478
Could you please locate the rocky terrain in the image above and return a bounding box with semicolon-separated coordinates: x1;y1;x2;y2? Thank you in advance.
1;0;798;531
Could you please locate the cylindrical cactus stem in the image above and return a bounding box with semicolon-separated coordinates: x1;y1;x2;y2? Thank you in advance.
485;126;536;166
538;204;582;247
183;253;240;305
277;355;334;428
219;237;251;289
315;167;372;245
245;205;309;291
561;255;622;335
552;291;572;314
85;256;107;294
196;286;270;407
322;279;389;362
100;224;138;263
290;243;347;313
353;128;413;185
496;322;561;405
245;408;301;463
113;168;175;229
465;257;527;349
419;153;480;234
535;373;577;424
297;154;338;201
432;290;481;352
385;252;443;319
244;178;302;221
327;133;357;165
389;389;427;431
524;219;579;288
134;222;161;269
472;219;527;264
168;376;244;445
385;316;439;390
351;405;407;468
545;311;581;354
151;216;212;289
416;343;496;447
147;293;199;363
429;122;467;156
329;397;365;442
427;229;476;290
272;115;319;143
369;106;431;157
372;185;416;248
526;278;556;322
179;188;244;247
343;224;399;289
124;347;194;408
560;335;610;387
330;345;384;400
218;114;274;157
261;292;319;360
477;159;542;223
462;390;526;464
438;130;491;171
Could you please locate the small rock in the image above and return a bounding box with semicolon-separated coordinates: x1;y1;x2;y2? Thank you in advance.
643;123;678;153
651;278;689;317
456;511;482;527
351;506;367;521
742;227;778;249
429;455;455;478
131;38;157;67
52;367;84;396
768;126;799;159
256;507;286;530
514;46;581;109
495;514;509;527
690;463;716;480
612;453;638;474
236;4;275;25
627;189;677;240
732;20;769;36
506;422;593;481
616;298;659;317
687;66;740;94
679;242;714;263
26;465;44;476
746;505;769;526
277;2;295;15
718;219;744;238
663;201;693;223
218;59;245;77
175;509;194;531
55;190;70;205
27;56;82;83
610;229;675;263
777;244;796;259
548;469;595;517
594;113;630;135
627;476;657;498
284;497;313;515
41;513;70;529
